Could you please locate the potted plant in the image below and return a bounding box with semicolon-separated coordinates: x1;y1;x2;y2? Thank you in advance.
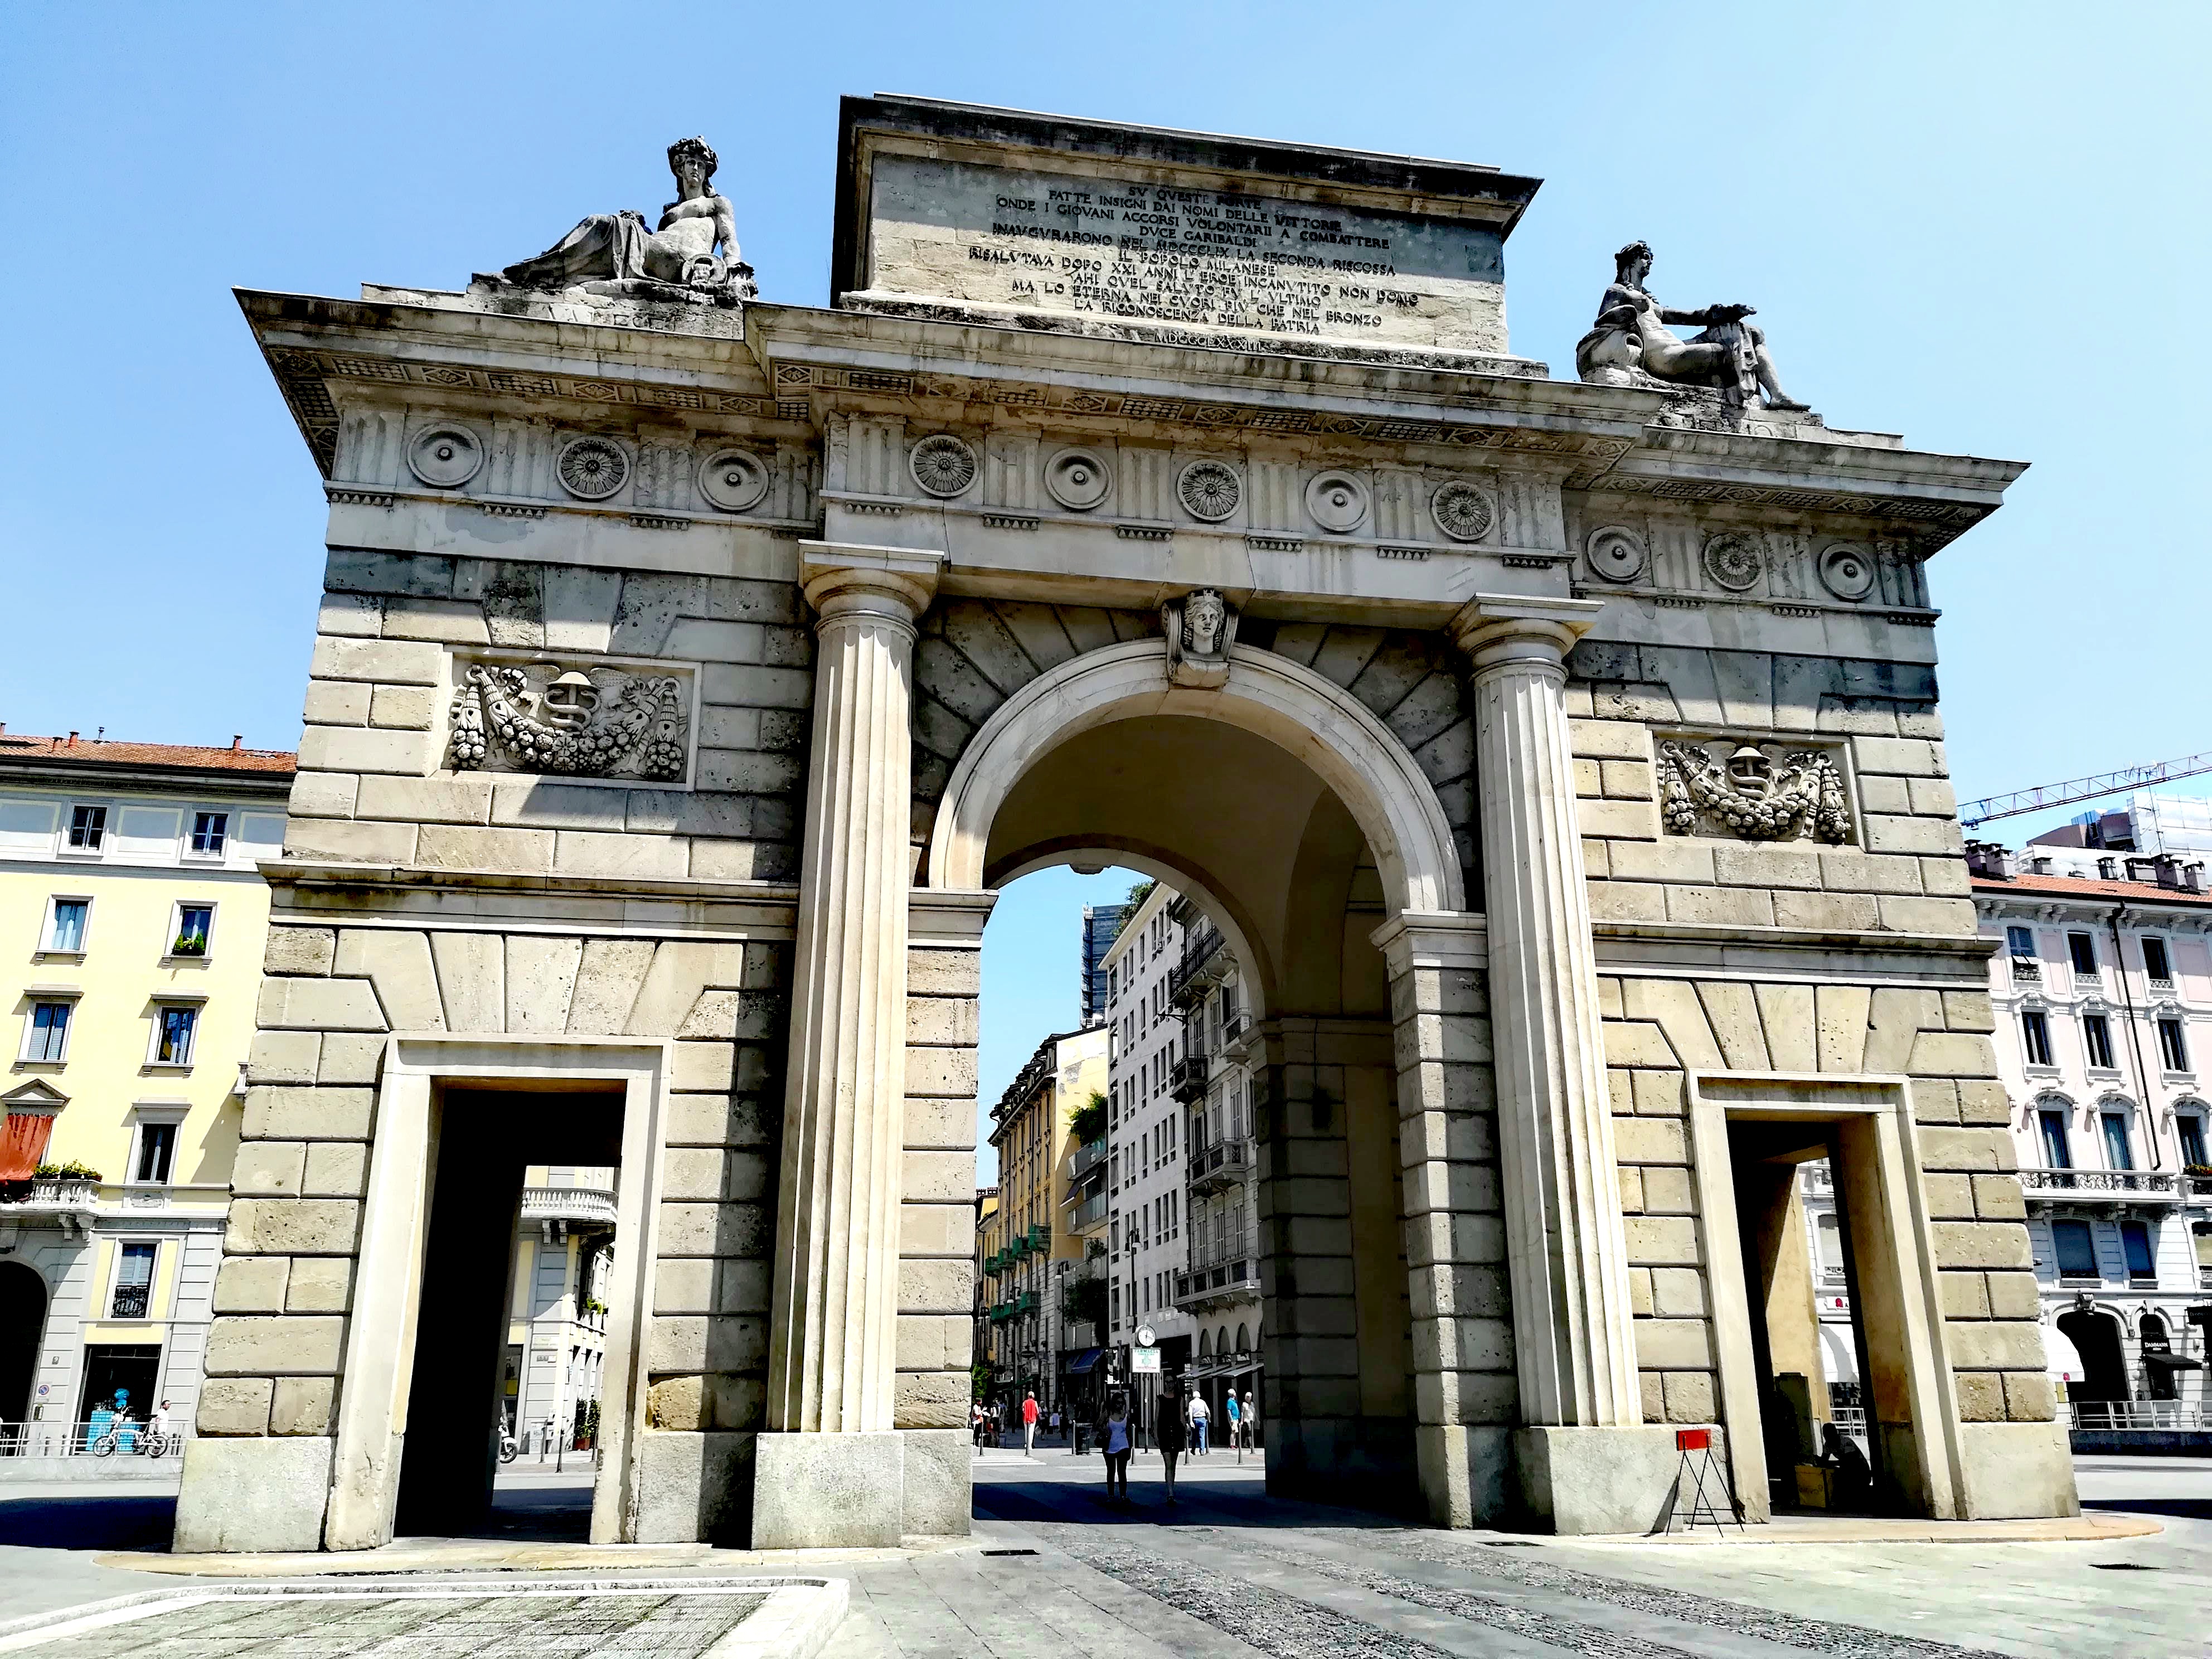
171;931;208;957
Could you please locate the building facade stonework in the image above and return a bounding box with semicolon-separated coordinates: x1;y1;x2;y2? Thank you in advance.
177;96;2072;1549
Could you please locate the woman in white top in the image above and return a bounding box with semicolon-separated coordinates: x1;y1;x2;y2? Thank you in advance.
1100;1401;1132;1500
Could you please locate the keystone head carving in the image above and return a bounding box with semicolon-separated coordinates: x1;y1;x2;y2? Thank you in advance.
1162;589;1238;690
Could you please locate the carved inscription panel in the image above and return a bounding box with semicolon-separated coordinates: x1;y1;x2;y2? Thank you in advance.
857;155;1508;354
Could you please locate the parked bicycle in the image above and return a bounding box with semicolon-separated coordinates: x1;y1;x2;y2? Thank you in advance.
90;1424;172;1458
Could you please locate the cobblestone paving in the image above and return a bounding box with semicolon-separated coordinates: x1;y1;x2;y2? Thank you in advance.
1284;1529;2018;1659
20;1592;769;1659
1051;1526;2012;1659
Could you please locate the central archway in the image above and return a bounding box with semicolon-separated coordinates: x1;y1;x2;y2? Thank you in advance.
940;638;1477;1511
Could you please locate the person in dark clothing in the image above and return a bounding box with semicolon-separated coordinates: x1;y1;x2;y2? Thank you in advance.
1155;1384;1187;1502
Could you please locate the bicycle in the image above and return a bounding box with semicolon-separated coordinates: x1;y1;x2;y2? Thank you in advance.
90;1425;169;1457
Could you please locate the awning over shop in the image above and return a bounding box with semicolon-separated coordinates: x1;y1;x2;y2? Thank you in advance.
1064;1348;1104;1375
2142;1350;2203;1372
1817;1325;1858;1390
2043;1321;2085;1383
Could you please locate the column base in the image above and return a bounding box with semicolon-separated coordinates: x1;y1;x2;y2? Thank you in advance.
1415;1424;1512;1527
900;1428;972;1536
751;1431;905;1549
174;1435;334;1553
1514;1424;1700;1535
1955;1421;2078;1519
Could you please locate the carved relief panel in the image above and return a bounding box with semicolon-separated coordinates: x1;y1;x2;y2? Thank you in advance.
447;652;700;785
1654;735;1855;845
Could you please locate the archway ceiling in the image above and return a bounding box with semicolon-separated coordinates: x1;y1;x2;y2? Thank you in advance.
983;714;1373;1016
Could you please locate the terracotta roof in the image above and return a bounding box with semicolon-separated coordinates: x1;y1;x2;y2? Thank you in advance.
1972;872;2212;908
0;731;295;777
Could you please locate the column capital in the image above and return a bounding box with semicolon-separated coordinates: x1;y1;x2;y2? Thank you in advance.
799;542;945;625
1448;593;1605;675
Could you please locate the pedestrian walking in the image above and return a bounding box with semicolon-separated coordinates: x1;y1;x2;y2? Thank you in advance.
1049;1406;1061;1444
1241;1389;1258;1449
1099;1398;1132;1501
1223;1390;1239;1451
1155;1383;1186;1502
1188;1390;1210;1455
1022;1390;1040;1457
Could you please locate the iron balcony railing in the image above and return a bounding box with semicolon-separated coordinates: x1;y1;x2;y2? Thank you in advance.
109;1286;151;1320
1167;927;1226;1007
2019;1169;2180;1201
1187;1139;1253;1195
2009;956;2041;981
1169;1052;1211;1103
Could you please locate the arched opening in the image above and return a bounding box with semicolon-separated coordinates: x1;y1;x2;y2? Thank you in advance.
2056;1309;2129;1404
952;641;1463;1515
0;1260;45;1423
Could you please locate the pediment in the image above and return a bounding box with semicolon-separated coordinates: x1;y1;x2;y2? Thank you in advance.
2;1078;69;1113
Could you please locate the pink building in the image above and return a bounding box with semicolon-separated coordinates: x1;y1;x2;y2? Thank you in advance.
1970;841;2212;1422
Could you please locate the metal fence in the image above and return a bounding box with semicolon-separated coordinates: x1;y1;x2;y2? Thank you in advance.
0;1420;187;1459
2064;1400;2208;1432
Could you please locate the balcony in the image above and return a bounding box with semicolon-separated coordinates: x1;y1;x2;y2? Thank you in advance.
1221;1011;1255;1057
1071;1138;1107;1182
521;1185;618;1227
1167;927;1228;1008
1174;1238;1262;1309
1187;1138;1254;1195
0;1185;100;1239
1071;1192;1109;1234
2009;956;2041;982
2019;1169;2180;1204
2150;976;2176;995
1170;1052;1211;1103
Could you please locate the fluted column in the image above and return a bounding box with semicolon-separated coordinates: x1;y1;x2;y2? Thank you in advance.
1452;594;1641;1433
767;547;942;1454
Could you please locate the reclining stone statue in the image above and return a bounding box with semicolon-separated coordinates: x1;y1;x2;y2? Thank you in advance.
496;136;755;307
1575;240;1805;410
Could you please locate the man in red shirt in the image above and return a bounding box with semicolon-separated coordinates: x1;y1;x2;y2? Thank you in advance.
1022;1391;1040;1458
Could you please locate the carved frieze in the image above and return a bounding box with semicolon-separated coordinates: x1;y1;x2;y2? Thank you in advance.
1430;480;1495;543
1163;589;1238;688
909;433;978;498
449;657;695;783
557;436;630;501
1656;738;1852;844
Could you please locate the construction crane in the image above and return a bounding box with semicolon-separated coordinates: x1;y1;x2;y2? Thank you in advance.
1957;751;2212;829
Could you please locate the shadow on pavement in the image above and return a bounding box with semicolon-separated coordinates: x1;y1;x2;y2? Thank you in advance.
0;1492;178;1551
2083;1496;2212;1522
974;1471;1414;1531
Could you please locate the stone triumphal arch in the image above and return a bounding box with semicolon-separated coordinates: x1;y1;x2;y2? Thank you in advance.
175;96;2077;1551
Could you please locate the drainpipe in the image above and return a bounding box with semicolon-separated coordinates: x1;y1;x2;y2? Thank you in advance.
2108;905;2162;1171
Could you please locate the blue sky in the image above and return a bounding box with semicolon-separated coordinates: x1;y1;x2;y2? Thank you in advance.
8;4;2205;1174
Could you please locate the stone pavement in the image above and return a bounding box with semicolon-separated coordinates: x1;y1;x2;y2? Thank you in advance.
2;1452;2206;1658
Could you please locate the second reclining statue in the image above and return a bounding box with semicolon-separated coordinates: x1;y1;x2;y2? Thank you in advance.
493;136;755;308
1576;240;1806;411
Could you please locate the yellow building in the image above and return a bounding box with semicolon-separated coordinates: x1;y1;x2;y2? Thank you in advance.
978;1025;1107;1413
0;732;290;1441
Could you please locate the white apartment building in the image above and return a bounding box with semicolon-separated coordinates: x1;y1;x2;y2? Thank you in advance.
1968;836;2212;1420
1099;882;1263;1417
503;1165;615;1453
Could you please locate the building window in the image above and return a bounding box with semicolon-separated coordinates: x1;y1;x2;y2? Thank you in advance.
2101;1111;2135;1171
66;804;107;851
2051;1219;2097;1281
171;903;214;958
22;1001;74;1064
42;898;89;954
152;1005;199;1067
188;812;229;856
2038;1108;2072;1170
2021;1011;2053;1067
2180;1115;2209;1169
110;1243;157;1320
2120;1220;2157;1284
2006;925;2035;957
2143;937;2173;985
2158;1018;2190;1074
133;1119;180;1185
2082;1014;2114;1071
2068;933;2098;976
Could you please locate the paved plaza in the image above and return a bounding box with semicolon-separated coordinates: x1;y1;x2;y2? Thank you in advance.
1;1454;2205;1658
